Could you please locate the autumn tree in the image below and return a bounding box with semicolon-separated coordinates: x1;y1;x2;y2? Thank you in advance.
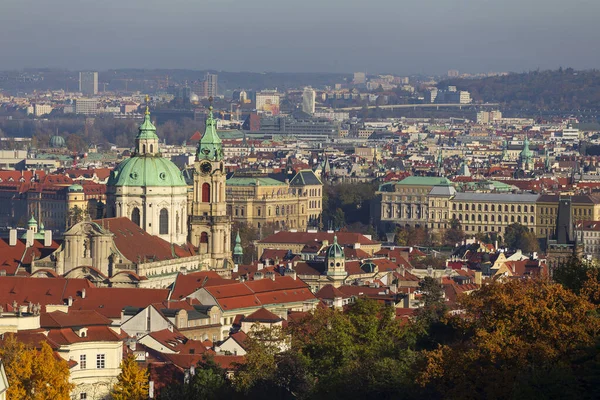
418;278;600;399
0;336;74;400
111;354;149;400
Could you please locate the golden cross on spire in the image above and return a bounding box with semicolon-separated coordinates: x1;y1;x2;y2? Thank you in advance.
145;95;150;115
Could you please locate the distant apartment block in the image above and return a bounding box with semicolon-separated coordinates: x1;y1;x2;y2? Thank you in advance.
256;91;280;115
27;104;53;116
477;110;503;124
353;72;366;85
302;87;316;114
205;73;218;98
448;69;460;78
78;71;98;96
74;98;98;115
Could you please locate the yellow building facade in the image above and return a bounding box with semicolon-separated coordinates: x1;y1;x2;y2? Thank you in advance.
225;170;323;231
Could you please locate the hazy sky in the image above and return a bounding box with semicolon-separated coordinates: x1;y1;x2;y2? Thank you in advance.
1;0;599;75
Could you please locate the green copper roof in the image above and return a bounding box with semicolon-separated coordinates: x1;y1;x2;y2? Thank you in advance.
226;177;287;187
197;106;223;161
327;235;344;258
396;176;452;186
68;184;84;192
233;231;243;256
27;215;37;227
107;156;187;187
137;108;159;140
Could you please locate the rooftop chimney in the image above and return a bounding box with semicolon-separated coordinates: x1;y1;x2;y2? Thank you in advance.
9;229;17;246
81;288;86;299
26;230;34;247
44;230;52;247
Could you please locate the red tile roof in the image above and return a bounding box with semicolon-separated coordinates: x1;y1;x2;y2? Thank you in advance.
40;310;112;328
72;287;170;318
93;217;196;262
202;276;316;311
260;231;378;246
47;325;124;345
0;238;62;275
0;276;93;311
169;271;236;300
315;284;348;300
243;307;281;323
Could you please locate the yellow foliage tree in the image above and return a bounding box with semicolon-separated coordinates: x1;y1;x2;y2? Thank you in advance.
0;335;74;400
111;354;149;400
418;278;600;399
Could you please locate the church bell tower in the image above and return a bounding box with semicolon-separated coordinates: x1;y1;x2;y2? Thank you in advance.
189;103;232;269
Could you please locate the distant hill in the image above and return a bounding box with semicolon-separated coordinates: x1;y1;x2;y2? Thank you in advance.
438;68;600;112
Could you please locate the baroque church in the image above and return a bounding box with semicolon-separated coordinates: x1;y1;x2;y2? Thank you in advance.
104;102;232;271
23;103;233;287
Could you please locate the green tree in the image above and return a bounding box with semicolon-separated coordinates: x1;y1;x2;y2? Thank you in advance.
504;223;539;253
158;354;233;400
111;354;149;400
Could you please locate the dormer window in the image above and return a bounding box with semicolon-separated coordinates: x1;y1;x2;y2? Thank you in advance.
77;327;88;338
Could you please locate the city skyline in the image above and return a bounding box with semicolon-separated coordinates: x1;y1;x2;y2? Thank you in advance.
1;0;599;75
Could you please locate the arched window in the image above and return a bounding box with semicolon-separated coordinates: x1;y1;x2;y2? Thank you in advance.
200;232;208;243
176;212;180;234
491;205;495;212
257;208;261;217
530;216;534;223
517;205;521;212
142;144;146;154
150;144;154;153
132;208;140;226
202;183;210;203
159;208;169;234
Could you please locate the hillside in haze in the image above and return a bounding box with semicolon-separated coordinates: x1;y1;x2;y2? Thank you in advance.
439;68;600;112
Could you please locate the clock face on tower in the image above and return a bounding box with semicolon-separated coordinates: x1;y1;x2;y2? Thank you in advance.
200;161;212;174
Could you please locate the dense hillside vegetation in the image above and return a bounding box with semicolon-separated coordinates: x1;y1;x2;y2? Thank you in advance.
440;68;600;111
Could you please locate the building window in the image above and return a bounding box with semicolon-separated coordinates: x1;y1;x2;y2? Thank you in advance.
202;183;211;203
96;354;105;369
159;208;169;235
80;354;86;369
200;232;209;244
80;394;87;400
131;208;141;226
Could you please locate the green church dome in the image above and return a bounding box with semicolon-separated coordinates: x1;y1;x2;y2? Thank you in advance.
327;236;344;258
108;156;187;187
49;135;66;148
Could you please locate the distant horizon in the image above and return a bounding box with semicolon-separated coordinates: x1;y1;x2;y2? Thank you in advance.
0;66;595;78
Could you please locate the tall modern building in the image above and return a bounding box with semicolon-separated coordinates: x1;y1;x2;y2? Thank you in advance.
204;73;218;98
302;87;316;115
79;72;98;96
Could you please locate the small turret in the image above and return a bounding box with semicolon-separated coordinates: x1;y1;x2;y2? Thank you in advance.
326;236;347;284
233;231;243;264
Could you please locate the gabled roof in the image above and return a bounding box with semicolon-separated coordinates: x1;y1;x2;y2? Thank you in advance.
289;169;323;186
315;284;348;300
169;271;236;300
243;307;282;323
